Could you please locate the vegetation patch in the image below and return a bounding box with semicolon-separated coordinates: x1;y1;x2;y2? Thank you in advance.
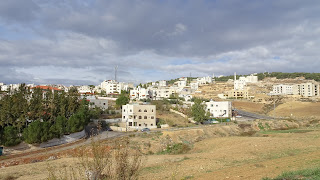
259;129;313;135
158;143;191;155
263;167;320;180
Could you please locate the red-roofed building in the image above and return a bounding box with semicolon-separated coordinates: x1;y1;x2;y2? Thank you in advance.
32;86;62;91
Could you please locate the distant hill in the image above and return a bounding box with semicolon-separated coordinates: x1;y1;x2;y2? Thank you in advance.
215;72;320;82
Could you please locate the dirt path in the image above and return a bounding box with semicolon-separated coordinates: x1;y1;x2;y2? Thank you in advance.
0;131;125;167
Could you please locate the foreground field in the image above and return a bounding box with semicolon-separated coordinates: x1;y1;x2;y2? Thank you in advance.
1;125;320;180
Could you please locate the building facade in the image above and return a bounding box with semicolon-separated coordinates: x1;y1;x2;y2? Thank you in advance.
205;100;232;118
122;104;156;130
293;82;319;97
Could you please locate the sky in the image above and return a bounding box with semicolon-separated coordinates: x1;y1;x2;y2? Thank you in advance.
0;0;320;86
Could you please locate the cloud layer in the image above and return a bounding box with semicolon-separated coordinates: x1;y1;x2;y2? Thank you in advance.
0;0;320;85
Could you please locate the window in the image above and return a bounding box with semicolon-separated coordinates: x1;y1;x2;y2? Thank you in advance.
134;122;137;126
151;124;153;126
130;109;132;112
138;109;142;112
123;109;126;112
152;109;154;112
151;116;154;119
123;116;126;119
129;122;132;126
139;124;141;126
144;116;147;119
139;116;142;119
144;109;147;112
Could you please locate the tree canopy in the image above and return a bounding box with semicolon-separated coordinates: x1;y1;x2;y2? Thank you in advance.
191;98;209;123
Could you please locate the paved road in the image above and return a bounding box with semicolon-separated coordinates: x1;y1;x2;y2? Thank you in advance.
0;131;126;165
234;109;273;120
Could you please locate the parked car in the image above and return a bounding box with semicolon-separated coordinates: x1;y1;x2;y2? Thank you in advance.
141;128;150;132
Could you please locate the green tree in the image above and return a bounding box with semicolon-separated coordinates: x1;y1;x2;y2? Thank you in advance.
191;98;209;123
116;94;129;108
2;126;21;146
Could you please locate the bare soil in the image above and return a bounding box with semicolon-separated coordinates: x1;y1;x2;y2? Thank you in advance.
268;101;320;119
2;120;320;180
232;101;265;114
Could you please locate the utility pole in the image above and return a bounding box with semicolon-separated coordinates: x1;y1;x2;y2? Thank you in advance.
115;65;118;82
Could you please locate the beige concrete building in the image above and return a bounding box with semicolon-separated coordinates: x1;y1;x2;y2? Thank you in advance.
227;89;249;99
122;104;156;130
293;82;319;97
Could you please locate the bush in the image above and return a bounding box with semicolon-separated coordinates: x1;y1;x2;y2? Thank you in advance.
47;137;143;180
2;126;21;146
159;143;191;155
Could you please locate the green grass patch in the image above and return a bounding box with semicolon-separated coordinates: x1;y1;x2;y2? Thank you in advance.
259;129;313;135
262;167;320;180
258;122;265;130
158;143;191;155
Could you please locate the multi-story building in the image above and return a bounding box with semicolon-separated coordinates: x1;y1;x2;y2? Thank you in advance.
78;85;93;94
190;82;199;90
122;104;156;130
100;80;121;94
177;80;187;88
293;82;319;97
271;84;293;95
205;100;232;118
245;74;258;83
227;89;249;99
149;87;177;100
159;80;167;87
130;87;150;100
197;76;213;85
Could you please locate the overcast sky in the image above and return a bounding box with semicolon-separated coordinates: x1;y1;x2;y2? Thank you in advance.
0;0;319;85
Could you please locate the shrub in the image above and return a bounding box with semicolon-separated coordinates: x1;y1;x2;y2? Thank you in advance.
159;143;191;155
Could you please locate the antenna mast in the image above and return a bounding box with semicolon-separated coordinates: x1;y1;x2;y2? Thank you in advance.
115;65;118;82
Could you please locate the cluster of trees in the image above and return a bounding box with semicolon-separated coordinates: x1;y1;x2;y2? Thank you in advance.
256;72;320;81
214;72;320;82
0;84;102;146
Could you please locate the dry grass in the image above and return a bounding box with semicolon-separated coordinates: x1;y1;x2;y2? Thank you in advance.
47;137;143;180
232;100;265;114
3;124;320;180
157;110;193;127
268;101;320;119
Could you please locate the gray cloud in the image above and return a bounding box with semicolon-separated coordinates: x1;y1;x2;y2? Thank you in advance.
0;0;320;85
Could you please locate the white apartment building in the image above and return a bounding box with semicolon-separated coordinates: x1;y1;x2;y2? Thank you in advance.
78;85;93;94
130;87;150;100
197;76;213;85
100;80;121;94
234;80;246;90
205;100;232;118
0;84;20;92
293;82;319;97
159;80;167;87
234;73;247;90
246;74;258;83
122;104;156;130
177;80;187;88
271;84;293;95
149;87;177;100
190;82;199;90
